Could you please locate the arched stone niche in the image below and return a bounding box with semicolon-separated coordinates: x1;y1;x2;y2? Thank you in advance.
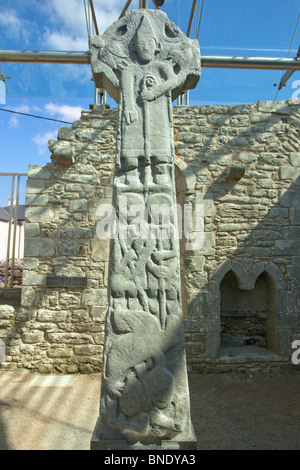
209;260;286;358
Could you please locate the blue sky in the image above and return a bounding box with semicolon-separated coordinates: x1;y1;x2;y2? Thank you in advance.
0;0;299;206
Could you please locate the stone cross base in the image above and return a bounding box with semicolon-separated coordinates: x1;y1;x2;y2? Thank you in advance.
91;418;197;450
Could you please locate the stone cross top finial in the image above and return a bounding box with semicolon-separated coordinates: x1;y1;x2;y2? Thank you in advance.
90;10;200;188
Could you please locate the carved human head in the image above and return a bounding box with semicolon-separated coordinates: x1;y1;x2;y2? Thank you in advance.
136;15;160;63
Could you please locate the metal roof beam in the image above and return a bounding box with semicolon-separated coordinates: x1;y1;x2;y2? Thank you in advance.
0;50;300;71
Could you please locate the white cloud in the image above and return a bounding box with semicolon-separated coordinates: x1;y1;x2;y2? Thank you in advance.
8;105;31;128
41;0;141;49
0;8;34;44
32;130;58;155
44;31;89;51
12;105;31;114
44;103;83;122
8;116;19;128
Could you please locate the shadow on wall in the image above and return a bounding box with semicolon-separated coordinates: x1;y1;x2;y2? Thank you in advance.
174;106;300;364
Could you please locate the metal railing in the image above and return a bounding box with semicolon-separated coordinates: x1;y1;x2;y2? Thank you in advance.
0;173;27;288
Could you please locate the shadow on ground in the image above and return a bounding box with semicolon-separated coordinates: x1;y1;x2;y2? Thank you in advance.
0;370;299;450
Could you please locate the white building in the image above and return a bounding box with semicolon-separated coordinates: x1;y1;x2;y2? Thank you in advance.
0;205;25;260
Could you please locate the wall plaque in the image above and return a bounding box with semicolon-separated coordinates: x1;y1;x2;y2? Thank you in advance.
45;276;87;288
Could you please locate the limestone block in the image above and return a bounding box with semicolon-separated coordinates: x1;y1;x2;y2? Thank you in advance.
291;208;300;225
258;100;290;114
276;239;300;255
25;206;54;223
22;331;44;344
91;238;110;262
28;165;51;179
280;166;300;180
58;240;77;256
47;347;73;358
37;309;68;322
57;126;76;141
24;237;56;257
82;289;108;307
24;223;40;237
74;345;103;355
0;305;15;319
230;137;249;146
290;153;300;167
69;199;88;212
25;194;48;206
90;306;107;322
26;179;45;194
22;271;45;286
21;287;35;307
48;140;75;165
47;332;91;344
228;104;253;114
23;257;39;270
230;115;251;126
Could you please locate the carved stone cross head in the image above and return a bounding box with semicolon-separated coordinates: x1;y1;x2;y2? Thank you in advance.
90;9;201;104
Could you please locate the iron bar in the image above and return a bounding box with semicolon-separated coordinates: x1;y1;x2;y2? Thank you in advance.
187;0;197;37
4;176;14;288
0;173;27;176
119;0;133;19
0;50;90;64
151;0;160;10
1;173;27;288
10;176;20;288
89;0;100;35
1;50;300;71
201;55;300;70
139;0;147;8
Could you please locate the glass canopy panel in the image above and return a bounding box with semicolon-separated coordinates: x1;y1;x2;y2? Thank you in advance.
0;0;299;103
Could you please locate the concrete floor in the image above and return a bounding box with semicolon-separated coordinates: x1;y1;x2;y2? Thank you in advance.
0;370;299;450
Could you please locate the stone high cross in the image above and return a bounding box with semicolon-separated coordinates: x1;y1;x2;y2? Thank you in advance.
90;9;201;449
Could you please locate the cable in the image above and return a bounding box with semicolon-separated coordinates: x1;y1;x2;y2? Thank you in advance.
275;13;300;101
0;107;72;124
196;0;205;39
193;0;205;39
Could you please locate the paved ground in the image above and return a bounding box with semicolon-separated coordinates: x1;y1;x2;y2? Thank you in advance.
0;370;299;450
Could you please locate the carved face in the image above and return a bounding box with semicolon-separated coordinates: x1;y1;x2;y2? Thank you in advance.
136;36;157;63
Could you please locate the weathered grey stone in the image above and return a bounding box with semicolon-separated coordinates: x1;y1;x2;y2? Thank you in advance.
0;305;15;319
22;331;44;344
28;165;51;179
230;115;251;127
69;199;88;212
24;223;40;237
21;287;35;307
26;179;45;194
37;309;68;322
24;237;56;257
58;126;76;141
90;306;107;322
22;271;44;286
25;194;48;206
25;206;53;223
47;332;91;344
230;137;249;146
90;9;200;449
257;100;290;114
290;152;300;167
58;240;77;256
82;289;108;306
48;140;75;165
280;166;300;180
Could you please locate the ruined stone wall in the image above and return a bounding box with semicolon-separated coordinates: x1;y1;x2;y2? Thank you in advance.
0;100;299;373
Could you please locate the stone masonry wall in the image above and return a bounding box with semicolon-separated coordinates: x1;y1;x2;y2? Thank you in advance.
0;100;299;373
